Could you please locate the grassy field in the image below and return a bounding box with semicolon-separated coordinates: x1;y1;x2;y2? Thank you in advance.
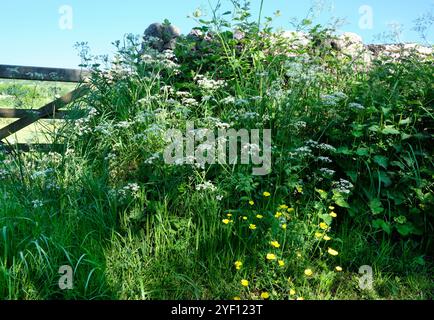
0;5;433;300
0;80;75;144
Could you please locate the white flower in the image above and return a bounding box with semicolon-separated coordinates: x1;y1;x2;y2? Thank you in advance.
220;96;236;105
194;75;226;91
0;169;8;179
182;98;199;107
32;200;44;208
349;102;365;110
196;181;217;192
320;168;336;176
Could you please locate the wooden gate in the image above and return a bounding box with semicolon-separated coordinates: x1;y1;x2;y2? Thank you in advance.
0;64;89;152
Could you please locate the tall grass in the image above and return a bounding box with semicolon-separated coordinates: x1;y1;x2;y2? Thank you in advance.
0;1;433;300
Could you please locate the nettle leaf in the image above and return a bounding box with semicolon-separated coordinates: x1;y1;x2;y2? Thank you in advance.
374;155;389;169
373;219;392;234
369;198;384;215
382;126;400;135
396;223;414;236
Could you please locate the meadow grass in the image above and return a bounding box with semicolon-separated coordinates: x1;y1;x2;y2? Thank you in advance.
0;3;433;300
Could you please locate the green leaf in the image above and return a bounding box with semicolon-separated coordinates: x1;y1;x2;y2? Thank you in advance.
373;219;392;234
399;117;411;125
356;148;369;156
336;146;352;155
369;199;384;215
374;155;389;169
382;126;400;135
335;198;350;208
401;133;412;140
379;171;392;187
393;215;407;224
319;213;332;225
381;107;391;115
396;223;413;236
368;125;380;133
315;189;328;200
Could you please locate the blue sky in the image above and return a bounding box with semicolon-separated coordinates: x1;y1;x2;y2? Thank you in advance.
0;0;433;68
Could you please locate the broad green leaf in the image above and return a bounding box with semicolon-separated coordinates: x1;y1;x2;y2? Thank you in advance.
315;189;328;200
396;223;413;236
373;219;391;234
335;198;350;208
374;155;389;169
379;171;392;187
368;125;380;133
382;126;400;135
356;148;369;156
336;146;352;155
369;198;384;215
399;117;411;125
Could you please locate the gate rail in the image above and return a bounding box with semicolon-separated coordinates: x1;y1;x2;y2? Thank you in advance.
0;64;90;152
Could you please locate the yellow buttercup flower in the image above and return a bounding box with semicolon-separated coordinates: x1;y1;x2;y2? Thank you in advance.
315;232;323;239
234;296;241;300
249;200;254;206
335;266;343;272
329;206;335;210
241;279;249;287
260;292;270;299
296;252;302;258
287;208;295;213
266;253;277;260
296;297;305;300
328;248;339;256
256;214;263;219
289;289;296;295
234;261;243;270
278;260;285;267
249;224;257;230
296;186;303;193
281;224;287;230
263;192;271;197
319;222;328;230
222;219;231;225
227;213;233;218
323;235;331;241
270;241;280;248
243;216;248;220
275;212;283;218
279;204;288;210
304;269;313;276
329;212;337;218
